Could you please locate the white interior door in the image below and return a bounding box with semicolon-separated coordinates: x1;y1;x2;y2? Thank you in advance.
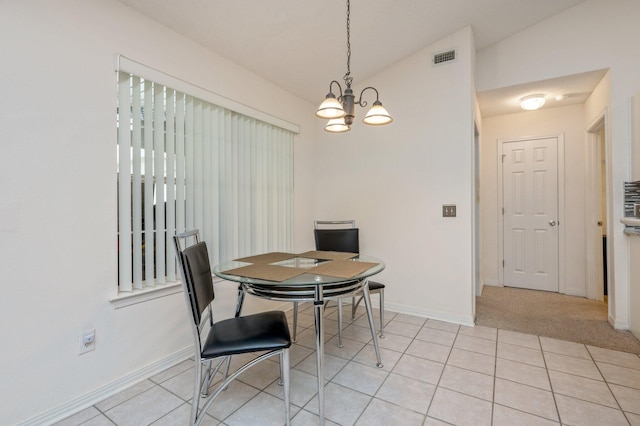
503;137;559;292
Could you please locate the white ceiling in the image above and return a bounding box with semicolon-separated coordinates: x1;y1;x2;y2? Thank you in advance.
117;0;595;115
478;69;608;117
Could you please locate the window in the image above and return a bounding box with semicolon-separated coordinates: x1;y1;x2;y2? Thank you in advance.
117;60;295;292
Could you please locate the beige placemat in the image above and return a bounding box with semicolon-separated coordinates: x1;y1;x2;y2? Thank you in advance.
222;263;308;282
308;260;379;279
297;250;359;261
234;252;297;264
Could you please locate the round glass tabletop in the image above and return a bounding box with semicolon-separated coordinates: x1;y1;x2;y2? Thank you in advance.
213;254;385;287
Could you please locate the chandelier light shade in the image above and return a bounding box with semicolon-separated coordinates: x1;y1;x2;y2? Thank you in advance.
363;99;393;125
316;0;392;133
520;94;546;111
325;117;351;133
316;93;346;119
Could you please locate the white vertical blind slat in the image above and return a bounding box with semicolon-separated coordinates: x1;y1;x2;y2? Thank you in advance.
202;104;212;256
193;100;204;235
165;89;176;282
132;76;143;288
240;116;250;255
225;110;233;261
268;129;276;249
118;72;132;292
253;123;261;252
143;80;155;286
154;83;166;284
210;107;221;265
175;92;186;236
185;96;194;232
287;131;294;248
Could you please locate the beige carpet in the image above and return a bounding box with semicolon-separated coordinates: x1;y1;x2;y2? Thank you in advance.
475;285;640;354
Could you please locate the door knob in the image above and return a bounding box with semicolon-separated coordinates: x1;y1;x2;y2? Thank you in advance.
549;220;556;226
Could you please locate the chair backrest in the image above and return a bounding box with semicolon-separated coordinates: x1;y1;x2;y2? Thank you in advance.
174;230;215;326
314;220;359;253
182;242;215;323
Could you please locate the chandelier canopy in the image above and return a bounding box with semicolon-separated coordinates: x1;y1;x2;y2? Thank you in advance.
315;0;393;133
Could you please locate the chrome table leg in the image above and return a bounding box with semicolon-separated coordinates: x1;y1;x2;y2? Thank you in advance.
313;285;325;424
362;281;383;368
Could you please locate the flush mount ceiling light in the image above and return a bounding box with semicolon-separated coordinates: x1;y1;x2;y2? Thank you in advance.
520;94;546;111
316;0;392;133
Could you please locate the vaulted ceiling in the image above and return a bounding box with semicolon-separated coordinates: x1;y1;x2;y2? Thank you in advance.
117;0;595;115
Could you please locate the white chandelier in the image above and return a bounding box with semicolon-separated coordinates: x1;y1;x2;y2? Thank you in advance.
315;0;393;133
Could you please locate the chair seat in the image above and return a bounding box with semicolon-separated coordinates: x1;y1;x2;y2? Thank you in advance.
202;311;291;358
367;280;385;290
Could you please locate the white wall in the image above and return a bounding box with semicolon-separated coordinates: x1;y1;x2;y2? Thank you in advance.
0;1;317;424
481;104;587;295
313;27;477;324
476;0;640;329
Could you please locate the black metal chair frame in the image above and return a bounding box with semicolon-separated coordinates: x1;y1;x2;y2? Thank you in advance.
291;220;386;347
174;230;291;426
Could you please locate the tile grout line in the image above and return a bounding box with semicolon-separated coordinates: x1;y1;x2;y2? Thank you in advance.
587;345;635;425
421;320;460;425
539;333;562;425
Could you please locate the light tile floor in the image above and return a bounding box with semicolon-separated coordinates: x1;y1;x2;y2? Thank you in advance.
56;304;640;425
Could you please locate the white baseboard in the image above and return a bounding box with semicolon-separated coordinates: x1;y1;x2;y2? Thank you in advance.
279;298;473;328
17;347;193;426
609;314;630;330
385;302;475;327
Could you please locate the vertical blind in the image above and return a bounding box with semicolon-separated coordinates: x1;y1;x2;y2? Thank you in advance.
117;71;294;292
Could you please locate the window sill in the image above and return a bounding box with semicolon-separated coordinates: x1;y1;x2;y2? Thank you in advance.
110;283;183;309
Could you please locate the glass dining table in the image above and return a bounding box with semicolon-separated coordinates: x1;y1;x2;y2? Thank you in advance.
212;251;385;424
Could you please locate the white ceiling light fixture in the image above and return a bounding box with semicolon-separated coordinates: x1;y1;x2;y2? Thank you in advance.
520;94;546;111
316;0;392;133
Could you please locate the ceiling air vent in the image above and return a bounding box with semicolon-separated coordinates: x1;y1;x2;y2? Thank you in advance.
433;49;456;65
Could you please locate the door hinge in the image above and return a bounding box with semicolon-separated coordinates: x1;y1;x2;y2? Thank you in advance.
502;154;506;163
502;207;505;215
502;259;505;267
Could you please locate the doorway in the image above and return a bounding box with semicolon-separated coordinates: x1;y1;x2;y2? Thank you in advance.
498;135;565;292
586;114;609;302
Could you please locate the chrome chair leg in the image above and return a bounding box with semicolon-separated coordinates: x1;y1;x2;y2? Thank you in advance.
221;356;231;391
292;302;298;342
351;290;385;338
351;296;357;319
281;350;291;426
379;289;385;338
191;360;203;425
201;359;213;397
362;282;383;368
337;298;344;348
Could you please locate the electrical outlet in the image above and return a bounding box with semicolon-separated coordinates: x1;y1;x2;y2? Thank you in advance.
79;328;96;354
442;204;457;217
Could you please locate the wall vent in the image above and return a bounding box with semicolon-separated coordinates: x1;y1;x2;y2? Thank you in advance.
433;49;456;65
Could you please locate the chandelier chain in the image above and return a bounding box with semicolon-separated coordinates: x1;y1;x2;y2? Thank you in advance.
344;0;353;88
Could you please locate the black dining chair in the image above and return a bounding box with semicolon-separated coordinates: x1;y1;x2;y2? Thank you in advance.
315;220;386;338
291;220;386;345
174;230;291;426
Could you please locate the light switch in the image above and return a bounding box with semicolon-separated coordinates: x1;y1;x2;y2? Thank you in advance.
442;204;456;217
